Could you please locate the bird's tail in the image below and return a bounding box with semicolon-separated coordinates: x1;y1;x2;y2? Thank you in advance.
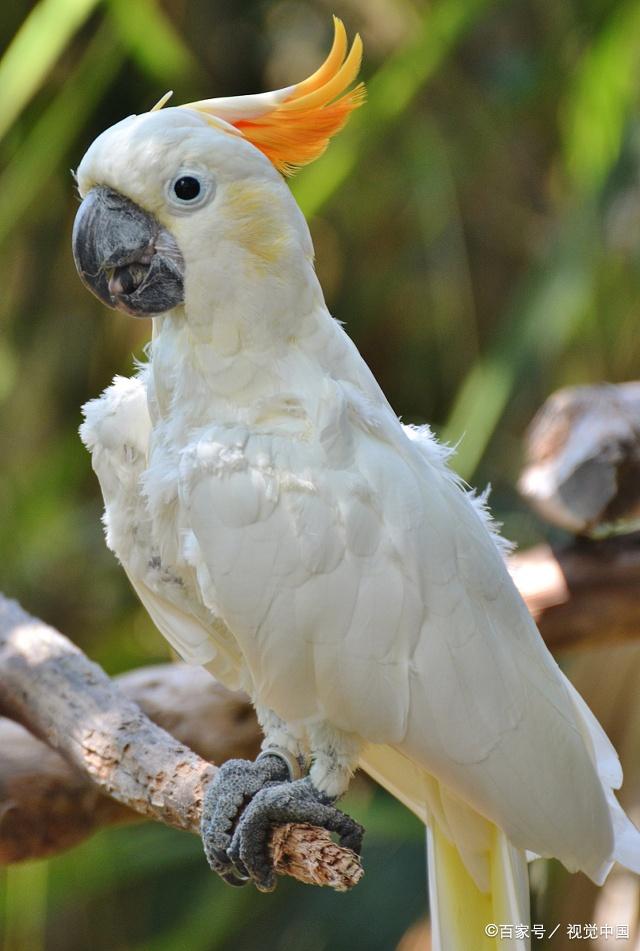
359;744;531;951
427;821;529;951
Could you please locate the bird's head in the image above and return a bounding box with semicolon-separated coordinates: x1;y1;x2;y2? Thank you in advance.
72;18;364;319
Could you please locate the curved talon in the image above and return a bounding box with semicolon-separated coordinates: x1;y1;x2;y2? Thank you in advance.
200;755;290;883
227;776;365;892
206;842;251;887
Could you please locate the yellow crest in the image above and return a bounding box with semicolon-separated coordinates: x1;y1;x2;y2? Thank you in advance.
179;17;365;176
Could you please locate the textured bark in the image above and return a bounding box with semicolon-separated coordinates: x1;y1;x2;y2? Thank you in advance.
0;663;261;864
270;823;364;892
0;718;130;863
0;596;213;834
0;595;363;890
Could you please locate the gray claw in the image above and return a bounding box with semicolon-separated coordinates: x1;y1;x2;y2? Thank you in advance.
201;755;290;883
227;776;365;893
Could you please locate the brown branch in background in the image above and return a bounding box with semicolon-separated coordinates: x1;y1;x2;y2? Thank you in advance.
0;663;261;864
519;382;640;536
0;595;363;891
513;382;640;651
509;535;640;652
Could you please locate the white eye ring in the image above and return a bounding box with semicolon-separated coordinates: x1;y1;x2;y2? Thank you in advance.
166;168;215;212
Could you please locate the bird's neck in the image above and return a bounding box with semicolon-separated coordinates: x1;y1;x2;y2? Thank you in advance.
148;259;339;430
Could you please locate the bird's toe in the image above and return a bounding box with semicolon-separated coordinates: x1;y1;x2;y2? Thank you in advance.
200;754;291;884
227;776;364;892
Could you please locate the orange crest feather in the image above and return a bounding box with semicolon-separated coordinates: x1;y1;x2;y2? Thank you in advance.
180;17;365;175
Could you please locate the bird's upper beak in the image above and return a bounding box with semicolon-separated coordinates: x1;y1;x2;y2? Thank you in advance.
72;186;184;318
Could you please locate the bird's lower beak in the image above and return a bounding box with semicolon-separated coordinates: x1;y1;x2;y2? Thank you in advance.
72;186;184;317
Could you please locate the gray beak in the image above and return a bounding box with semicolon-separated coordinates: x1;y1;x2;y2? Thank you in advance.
72;186;184;317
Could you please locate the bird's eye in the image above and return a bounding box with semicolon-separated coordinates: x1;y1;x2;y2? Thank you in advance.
173;176;201;201
166;169;215;212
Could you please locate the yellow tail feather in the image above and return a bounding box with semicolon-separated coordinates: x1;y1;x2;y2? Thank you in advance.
428;823;529;951
360;744;531;951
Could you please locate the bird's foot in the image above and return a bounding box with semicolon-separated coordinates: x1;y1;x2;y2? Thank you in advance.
201;756;364;892
201;754;290;885
227;776;364;892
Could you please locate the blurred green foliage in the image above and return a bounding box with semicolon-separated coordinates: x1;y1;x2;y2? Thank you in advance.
2;0;640;948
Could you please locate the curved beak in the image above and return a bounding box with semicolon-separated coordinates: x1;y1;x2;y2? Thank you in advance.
72;186;184;317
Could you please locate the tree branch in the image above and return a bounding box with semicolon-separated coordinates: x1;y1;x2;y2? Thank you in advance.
0;662;261;863
509;535;640;651
519;382;640;536
513;382;640;650
0;594;363;891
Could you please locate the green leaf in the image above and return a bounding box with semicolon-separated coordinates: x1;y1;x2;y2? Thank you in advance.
106;0;200;84
0;22;125;247
562;0;640;193
442;210;598;478
0;0;101;141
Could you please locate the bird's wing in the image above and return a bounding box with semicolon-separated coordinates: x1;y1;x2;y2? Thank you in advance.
178;380;640;880
176;385;419;734
375;409;638;882
126;572;243;682
80;372;242;683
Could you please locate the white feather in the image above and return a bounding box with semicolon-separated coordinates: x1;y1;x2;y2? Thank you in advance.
77;107;640;910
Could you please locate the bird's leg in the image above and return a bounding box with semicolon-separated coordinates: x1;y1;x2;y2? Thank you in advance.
218;722;364;892
200;707;307;885
201;716;364;890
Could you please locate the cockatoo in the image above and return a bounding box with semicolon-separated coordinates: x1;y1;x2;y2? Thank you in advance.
73;18;640;949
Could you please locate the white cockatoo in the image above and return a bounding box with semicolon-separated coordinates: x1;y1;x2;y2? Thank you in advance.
74;18;640;949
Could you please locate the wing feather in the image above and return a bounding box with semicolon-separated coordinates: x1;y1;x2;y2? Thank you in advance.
83;361;638;880
177;377;634;879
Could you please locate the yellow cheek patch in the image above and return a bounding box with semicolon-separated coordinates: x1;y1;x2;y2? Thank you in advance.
177;17;365;176
222;183;290;267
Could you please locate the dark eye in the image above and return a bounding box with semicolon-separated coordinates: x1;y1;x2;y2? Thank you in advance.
173;176;201;201
167;170;214;211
